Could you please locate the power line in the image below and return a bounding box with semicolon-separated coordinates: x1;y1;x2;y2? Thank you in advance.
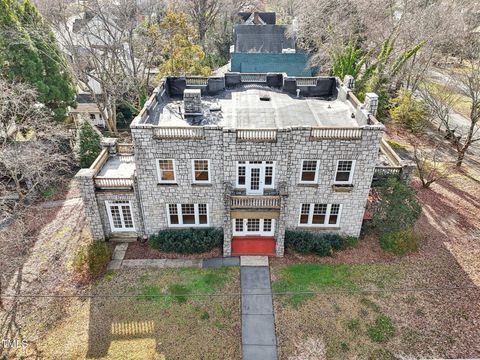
0;285;478;299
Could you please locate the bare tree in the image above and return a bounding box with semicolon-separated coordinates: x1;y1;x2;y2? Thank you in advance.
413;145;454;188
45;0;162;133
186;0;220;46
0;80;72;216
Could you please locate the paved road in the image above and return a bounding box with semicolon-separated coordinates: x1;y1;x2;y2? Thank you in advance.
240;259;278;360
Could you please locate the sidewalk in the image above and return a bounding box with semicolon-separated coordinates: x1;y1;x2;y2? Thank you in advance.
240;256;278;360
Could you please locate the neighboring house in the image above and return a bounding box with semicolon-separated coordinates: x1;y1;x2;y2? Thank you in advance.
70;92;106;127
76;73;409;257
230;12;314;76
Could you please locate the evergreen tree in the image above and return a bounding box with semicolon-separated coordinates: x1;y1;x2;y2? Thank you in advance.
18;0;76;120
78;121;101;168
0;0;75;121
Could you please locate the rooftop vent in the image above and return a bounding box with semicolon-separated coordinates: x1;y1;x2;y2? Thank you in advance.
183;89;202;115
259;92;271;101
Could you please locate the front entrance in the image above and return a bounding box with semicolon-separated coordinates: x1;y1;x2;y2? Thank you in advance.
233;218;275;236
106;201;135;232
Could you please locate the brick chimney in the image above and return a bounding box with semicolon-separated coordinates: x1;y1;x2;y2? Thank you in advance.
364;93;379;116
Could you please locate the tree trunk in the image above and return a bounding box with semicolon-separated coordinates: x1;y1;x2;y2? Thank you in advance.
456;151;465;167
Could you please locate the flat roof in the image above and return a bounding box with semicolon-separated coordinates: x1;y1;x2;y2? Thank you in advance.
96;155;135;179
145;86;358;128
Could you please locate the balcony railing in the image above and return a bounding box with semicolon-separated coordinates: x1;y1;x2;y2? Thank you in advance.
373;166;402;180
186;76;208;86
296;77;317;86
153;127;205;140
117;143;134;154
94;177;134;189
237;129;277;142
231;195;281;209
240;73;267;83
310;127;363;140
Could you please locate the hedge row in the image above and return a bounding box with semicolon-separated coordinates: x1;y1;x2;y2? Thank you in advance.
285;230;358;256
148;227;223;254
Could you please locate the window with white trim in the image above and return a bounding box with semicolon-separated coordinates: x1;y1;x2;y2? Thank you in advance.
334;160;355;184
157;159;176;183
192;159;210;183
166;204;209;227
300;160;320;183
298;204;342;226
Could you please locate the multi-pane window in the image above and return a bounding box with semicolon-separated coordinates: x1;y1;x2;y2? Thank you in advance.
157;159;176;183
235;219;243;232
198;204;208;224
265;161;274;186
168;204;179;224
299;204;342;226
181;204;196;224
247;219;260;232
106;201;135;231
312;204;327;224
167;204;209;227
334;160;355;184
300;160;319;183
235;161;275;189
263;219;272;232
233;218;275;235
237;162;246;185
193;159;210;183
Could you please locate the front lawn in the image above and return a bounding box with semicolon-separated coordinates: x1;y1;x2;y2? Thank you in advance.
272;261;480;359
37;267;240;360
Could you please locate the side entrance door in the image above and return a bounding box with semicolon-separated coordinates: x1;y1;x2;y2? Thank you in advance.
106;201;135;232
246;164;264;195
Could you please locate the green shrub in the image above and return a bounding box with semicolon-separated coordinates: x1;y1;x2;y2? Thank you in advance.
371;177;421;255
380;228;418;256
389;88;429;133
148;227;223;254
78;121;101;168
285;230;358;256
73;241;112;280
367;315;395;342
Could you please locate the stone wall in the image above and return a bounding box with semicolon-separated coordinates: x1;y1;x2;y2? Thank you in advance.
130;124;384;256
75;169;105;240
96;191;143;238
131;126;226;235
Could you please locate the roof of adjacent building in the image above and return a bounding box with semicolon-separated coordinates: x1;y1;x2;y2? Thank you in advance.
237;12;276;25
144;84;358;129
234;25;295;53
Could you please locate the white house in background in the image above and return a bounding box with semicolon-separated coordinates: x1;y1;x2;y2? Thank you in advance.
76;73;410;257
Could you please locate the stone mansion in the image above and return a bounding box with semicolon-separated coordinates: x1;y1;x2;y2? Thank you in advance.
76;73;407;256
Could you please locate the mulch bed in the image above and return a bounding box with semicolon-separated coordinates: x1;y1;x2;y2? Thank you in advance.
123;241;222;260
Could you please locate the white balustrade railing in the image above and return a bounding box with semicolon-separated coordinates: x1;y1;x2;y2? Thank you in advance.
240;73;267;83
236;129;277;142
186;77;208;86
153;127;205;140
296;77;318;86
94;177;134;189
231;196;280;209
310;127;363;140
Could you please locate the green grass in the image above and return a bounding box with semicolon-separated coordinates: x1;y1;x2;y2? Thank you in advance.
272;264;398;307
386;139;408;150
367;315;396;342
138;267;233;305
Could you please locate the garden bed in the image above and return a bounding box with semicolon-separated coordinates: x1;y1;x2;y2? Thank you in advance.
124;241;222;260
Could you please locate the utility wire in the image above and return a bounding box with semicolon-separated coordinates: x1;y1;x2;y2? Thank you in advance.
1;285;479;299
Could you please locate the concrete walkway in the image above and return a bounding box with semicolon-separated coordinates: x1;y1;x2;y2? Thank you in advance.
107;243;240;270
240;256;278;360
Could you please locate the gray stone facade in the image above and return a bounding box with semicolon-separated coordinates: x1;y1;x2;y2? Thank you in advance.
129;124;383;256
